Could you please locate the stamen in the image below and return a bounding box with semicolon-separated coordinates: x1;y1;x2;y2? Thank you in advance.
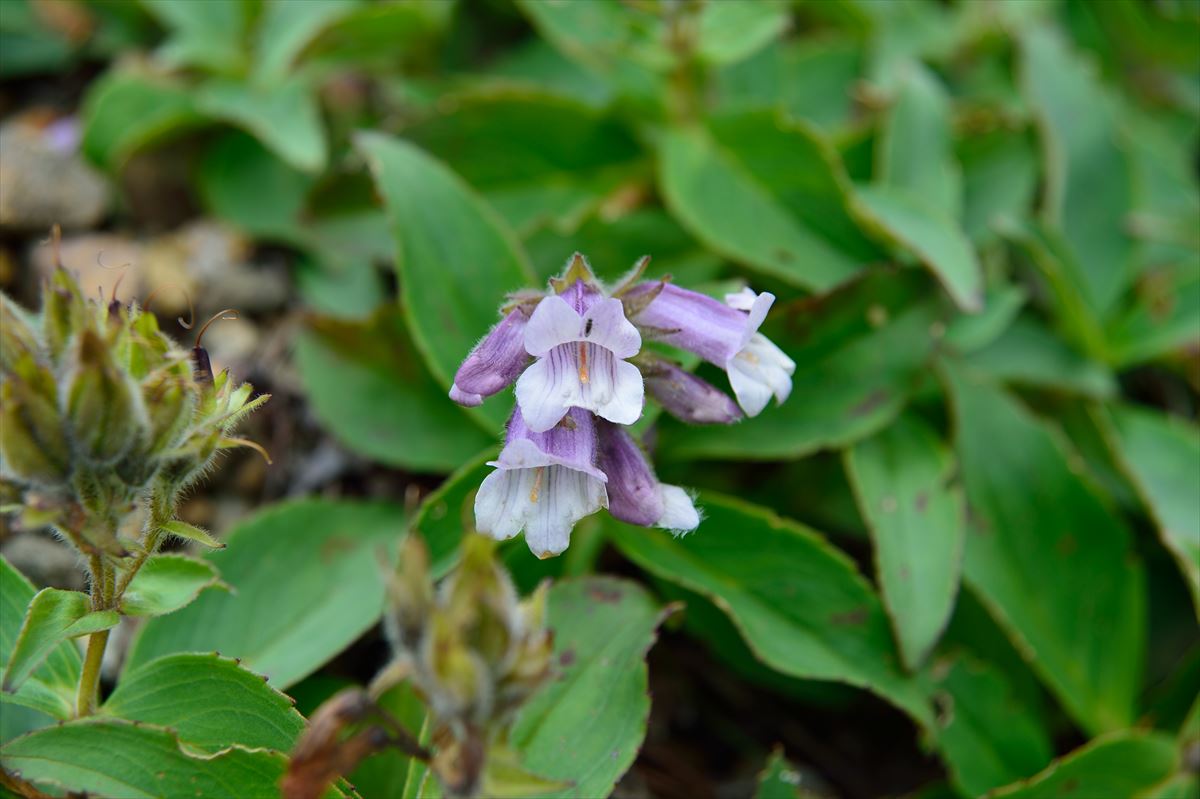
142;284;196;330
529;466;544;504
578;342;589;384
194;308;239;351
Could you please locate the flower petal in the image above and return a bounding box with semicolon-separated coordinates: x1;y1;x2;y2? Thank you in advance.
514;348;579;432
522;466;608;558
449;383;483;407
581;298;641;359
726;333;795;417
524;295;582;357
474;468;532;542
657;485;700;533
598;422;662;526
582;349;644;426
452;307;531;398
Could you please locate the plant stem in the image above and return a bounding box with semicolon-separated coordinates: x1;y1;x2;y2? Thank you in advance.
76;627;109;717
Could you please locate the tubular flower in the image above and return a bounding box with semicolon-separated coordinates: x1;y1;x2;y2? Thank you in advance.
597;421;699;533
635;351;742;425
474;407;608;558
449;305;533;407
623;283;795;417
514;280;643;432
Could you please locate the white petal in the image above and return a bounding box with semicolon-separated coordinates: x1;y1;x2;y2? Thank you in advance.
724;287;758;311
726;333;795;416
581;298;641;358
581;348;643;426
515;349;580;432
474;469;532;542
657;485;700;533
524;296;582;357
522;466;607;558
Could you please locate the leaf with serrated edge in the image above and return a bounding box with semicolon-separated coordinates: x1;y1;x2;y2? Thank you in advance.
0;559;80;720
100;653;305;753
511;577;675;798
2;589;117;694
609;494;932;726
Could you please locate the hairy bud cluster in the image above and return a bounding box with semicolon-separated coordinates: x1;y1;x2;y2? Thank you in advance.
383;534;554;798
0;265;268;557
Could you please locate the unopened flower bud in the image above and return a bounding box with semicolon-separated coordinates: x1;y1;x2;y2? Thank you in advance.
635;351;742;425
141;371;197;455
41;267;87;364
0;294;41;374
66;328;146;463
0;381;67;485
386;534;435;648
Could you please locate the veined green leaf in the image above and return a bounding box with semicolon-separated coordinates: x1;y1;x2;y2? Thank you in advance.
161;519;224;550
81;69;205;169
2;588;116;695
120;554;222;617
0;558;80;720
197;77;327;173
943;362;1144;734
846;413;965;669
125;500;405;689
609;494;932;726
987;731;1177;799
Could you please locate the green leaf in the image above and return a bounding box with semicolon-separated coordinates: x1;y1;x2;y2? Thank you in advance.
855;184;983;312
297;2;445;71
1100;405;1200;615
81;69;205;169
609;494;932;725
754;749;805;799
355;132;536;432
1106;262;1200;367
511;577;673;798
120;554;222;617
294;310;494;473
197;130;313;242
845;413;965;669
515;0;675;73
125;500;405;689
100;653;305;753
944;285;1027;354
197;76;326;173
925;654;1053;797
987;731;1178;799
253;0;360;83
161;519;225;550
693;0;790;66
876;63;961;220
942;362;1144;734
410;450;496;576
402;89;643;235
966;314;1117;399
0;558;80;720
1020;27;1135;316
0;718;298;798
657;112;884;291
658;271;945;461
714;38;862;131
1;588;116;695
349;682;428;799
141;0;248;74
958;128;1038;246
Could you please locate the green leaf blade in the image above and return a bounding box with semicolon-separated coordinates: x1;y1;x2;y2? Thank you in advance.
120;554;222;618
2;588;117;694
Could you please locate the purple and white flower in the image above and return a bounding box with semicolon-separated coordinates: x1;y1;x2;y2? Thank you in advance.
636;352;742;425
624;283;795;417
474;408;608;558
450;306;533;408
514;281;644;433
597;421;699;533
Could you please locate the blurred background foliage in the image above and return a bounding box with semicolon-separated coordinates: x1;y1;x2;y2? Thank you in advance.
0;0;1198;797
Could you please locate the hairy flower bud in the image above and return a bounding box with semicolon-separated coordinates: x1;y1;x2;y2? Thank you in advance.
41;267;87;364
1;381;67;485
0;293;41;374
66;328;146;463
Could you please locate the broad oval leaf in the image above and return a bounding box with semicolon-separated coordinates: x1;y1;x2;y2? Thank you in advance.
125;500;405;689
986;731;1178;799
356;133;535;432
924;653;1053;797
511;577;674;798
609;494;932;725
943;362;1144;734
196;77;327;173
294;310;494;473
854;185;983;312
2;588;117;694
845;413;965;669
0;718;305;799
81;70;205;169
0;558;80;721
100;653;305;753
120;554;223;618
657;112;883;292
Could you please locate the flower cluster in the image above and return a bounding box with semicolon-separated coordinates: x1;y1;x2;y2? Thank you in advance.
450;254;795;557
0;261;267;561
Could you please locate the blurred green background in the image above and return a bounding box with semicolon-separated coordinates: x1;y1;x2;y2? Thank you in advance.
1;1;1198;797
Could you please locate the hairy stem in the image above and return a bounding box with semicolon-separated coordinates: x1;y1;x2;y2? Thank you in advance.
77;556;112;717
113;491;171;599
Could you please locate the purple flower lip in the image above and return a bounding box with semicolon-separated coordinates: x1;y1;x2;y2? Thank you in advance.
474;408;608;558
514;292;644;433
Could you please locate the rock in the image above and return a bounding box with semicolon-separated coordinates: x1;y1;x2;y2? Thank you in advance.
0;113;110;232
